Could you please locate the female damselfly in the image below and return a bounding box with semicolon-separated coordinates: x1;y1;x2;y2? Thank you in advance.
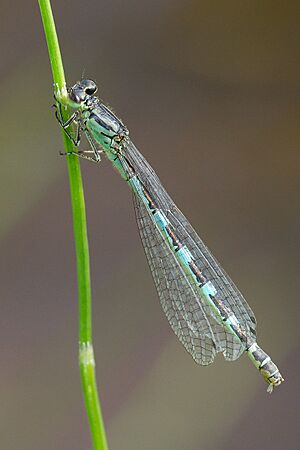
55;79;284;392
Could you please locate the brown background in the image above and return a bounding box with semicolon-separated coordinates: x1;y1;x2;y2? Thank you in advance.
0;1;299;449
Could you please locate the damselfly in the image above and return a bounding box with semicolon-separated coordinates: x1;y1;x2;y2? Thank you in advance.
55;79;284;392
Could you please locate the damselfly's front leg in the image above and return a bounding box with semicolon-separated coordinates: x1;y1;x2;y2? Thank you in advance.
53;97;81;146
60;129;102;163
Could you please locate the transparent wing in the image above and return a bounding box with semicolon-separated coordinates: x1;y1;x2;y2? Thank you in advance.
122;140;257;360
166;206;257;340
133;192;245;363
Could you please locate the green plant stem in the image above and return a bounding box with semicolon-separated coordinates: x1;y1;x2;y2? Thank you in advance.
38;1;108;449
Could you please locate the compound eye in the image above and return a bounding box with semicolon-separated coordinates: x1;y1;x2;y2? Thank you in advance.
81;79;98;95
69;88;83;103
69;91;78;103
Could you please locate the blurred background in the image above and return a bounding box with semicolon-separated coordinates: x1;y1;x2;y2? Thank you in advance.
0;1;299;449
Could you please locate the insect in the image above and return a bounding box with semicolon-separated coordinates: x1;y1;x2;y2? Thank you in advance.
55;79;284;392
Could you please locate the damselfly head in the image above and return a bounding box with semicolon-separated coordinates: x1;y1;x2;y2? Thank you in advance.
69;79;98;104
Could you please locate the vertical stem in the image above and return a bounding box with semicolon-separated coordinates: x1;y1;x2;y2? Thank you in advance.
38;1;108;449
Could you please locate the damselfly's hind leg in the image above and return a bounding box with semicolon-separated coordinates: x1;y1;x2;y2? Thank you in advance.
84;129;102;162
59;149;102;163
